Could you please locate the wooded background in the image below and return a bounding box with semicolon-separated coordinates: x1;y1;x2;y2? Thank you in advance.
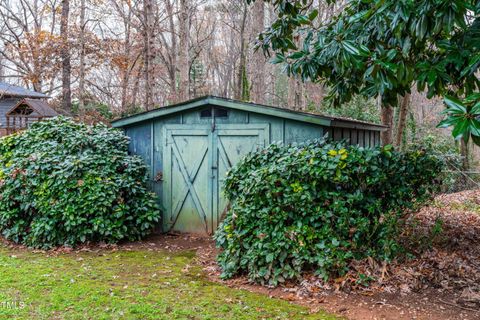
0;0;461;157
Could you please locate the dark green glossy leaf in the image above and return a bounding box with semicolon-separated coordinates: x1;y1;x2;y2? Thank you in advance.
308;9;318;21
444;96;467;113
468;119;480;136
470;102;480;115
437;117;461;128
452;118;469;139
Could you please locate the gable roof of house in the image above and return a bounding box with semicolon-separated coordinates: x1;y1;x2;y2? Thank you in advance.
7;98;58;117
0;82;48;99
112;96;387;131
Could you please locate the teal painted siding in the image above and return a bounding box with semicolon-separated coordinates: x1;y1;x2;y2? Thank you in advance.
151;115;182;204
284;120;323;144
121;102;383;235
248;113;284;142
125;123;152;179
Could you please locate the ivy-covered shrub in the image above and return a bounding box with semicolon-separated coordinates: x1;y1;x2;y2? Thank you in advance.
0;117;160;249
215;140;443;285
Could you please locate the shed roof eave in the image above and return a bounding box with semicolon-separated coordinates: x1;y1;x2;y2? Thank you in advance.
111;96;332;128
206;97;331;127
111;95;387;131
112;98;211;128
330;120;388;132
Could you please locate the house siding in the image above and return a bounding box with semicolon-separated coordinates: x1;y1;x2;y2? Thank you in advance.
0;98;18;129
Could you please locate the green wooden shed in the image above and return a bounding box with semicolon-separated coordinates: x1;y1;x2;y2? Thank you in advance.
112;96;386;235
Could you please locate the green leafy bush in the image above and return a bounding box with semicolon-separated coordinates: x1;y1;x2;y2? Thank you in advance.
408;130;465;192
0;117;160;248
215;140;443;285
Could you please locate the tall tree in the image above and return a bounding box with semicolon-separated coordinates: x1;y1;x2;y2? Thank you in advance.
247;0;479;145
0;54;3;81
0;0;61;93
111;0;137;112
178;0;191;101
142;0;156;110
60;0;72;112
288;76;304;110
160;0;178;102
78;0;87;116
395;93;411;148
250;0;265;104
234;2;248;100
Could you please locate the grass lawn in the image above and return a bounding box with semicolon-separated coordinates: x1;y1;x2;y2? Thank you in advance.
0;245;337;320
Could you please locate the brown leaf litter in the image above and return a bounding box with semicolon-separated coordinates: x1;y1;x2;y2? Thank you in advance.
197;189;480;319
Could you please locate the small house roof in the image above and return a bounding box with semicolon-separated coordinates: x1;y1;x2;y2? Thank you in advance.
112;96;387;131
7;98;58;117
0;98;17;128
0;82;48;99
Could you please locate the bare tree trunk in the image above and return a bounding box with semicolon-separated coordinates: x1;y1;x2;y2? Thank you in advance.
111;0;135;111
287;76;296;108
250;0;265;104
234;3;248;100
286;32;305;110
178;0;190;101
461;138;470;171
288;77;304;110
395;93;411;148
223;30;235;97
165;0;177;101
132;68;141;109
60;0;72;112
0;54;4;81
143;0;155;110
297;80;305;110
381;103;394;145
32;0;43;92
78;0;86;117
120;7;132;112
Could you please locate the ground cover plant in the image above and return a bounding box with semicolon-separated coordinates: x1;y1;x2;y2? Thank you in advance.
0;244;337;320
215;140;443;285
0;117;160;249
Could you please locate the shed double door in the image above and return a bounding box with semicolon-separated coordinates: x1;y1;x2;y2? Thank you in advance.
163;124;270;234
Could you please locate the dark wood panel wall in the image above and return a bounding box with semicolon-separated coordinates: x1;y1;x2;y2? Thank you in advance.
327;127;381;147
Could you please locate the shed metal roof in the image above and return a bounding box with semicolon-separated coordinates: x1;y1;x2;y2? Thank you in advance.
7;98;58;117
0;82;48;99
112;96;387;131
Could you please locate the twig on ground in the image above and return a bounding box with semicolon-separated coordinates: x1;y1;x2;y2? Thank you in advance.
438;299;480;313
